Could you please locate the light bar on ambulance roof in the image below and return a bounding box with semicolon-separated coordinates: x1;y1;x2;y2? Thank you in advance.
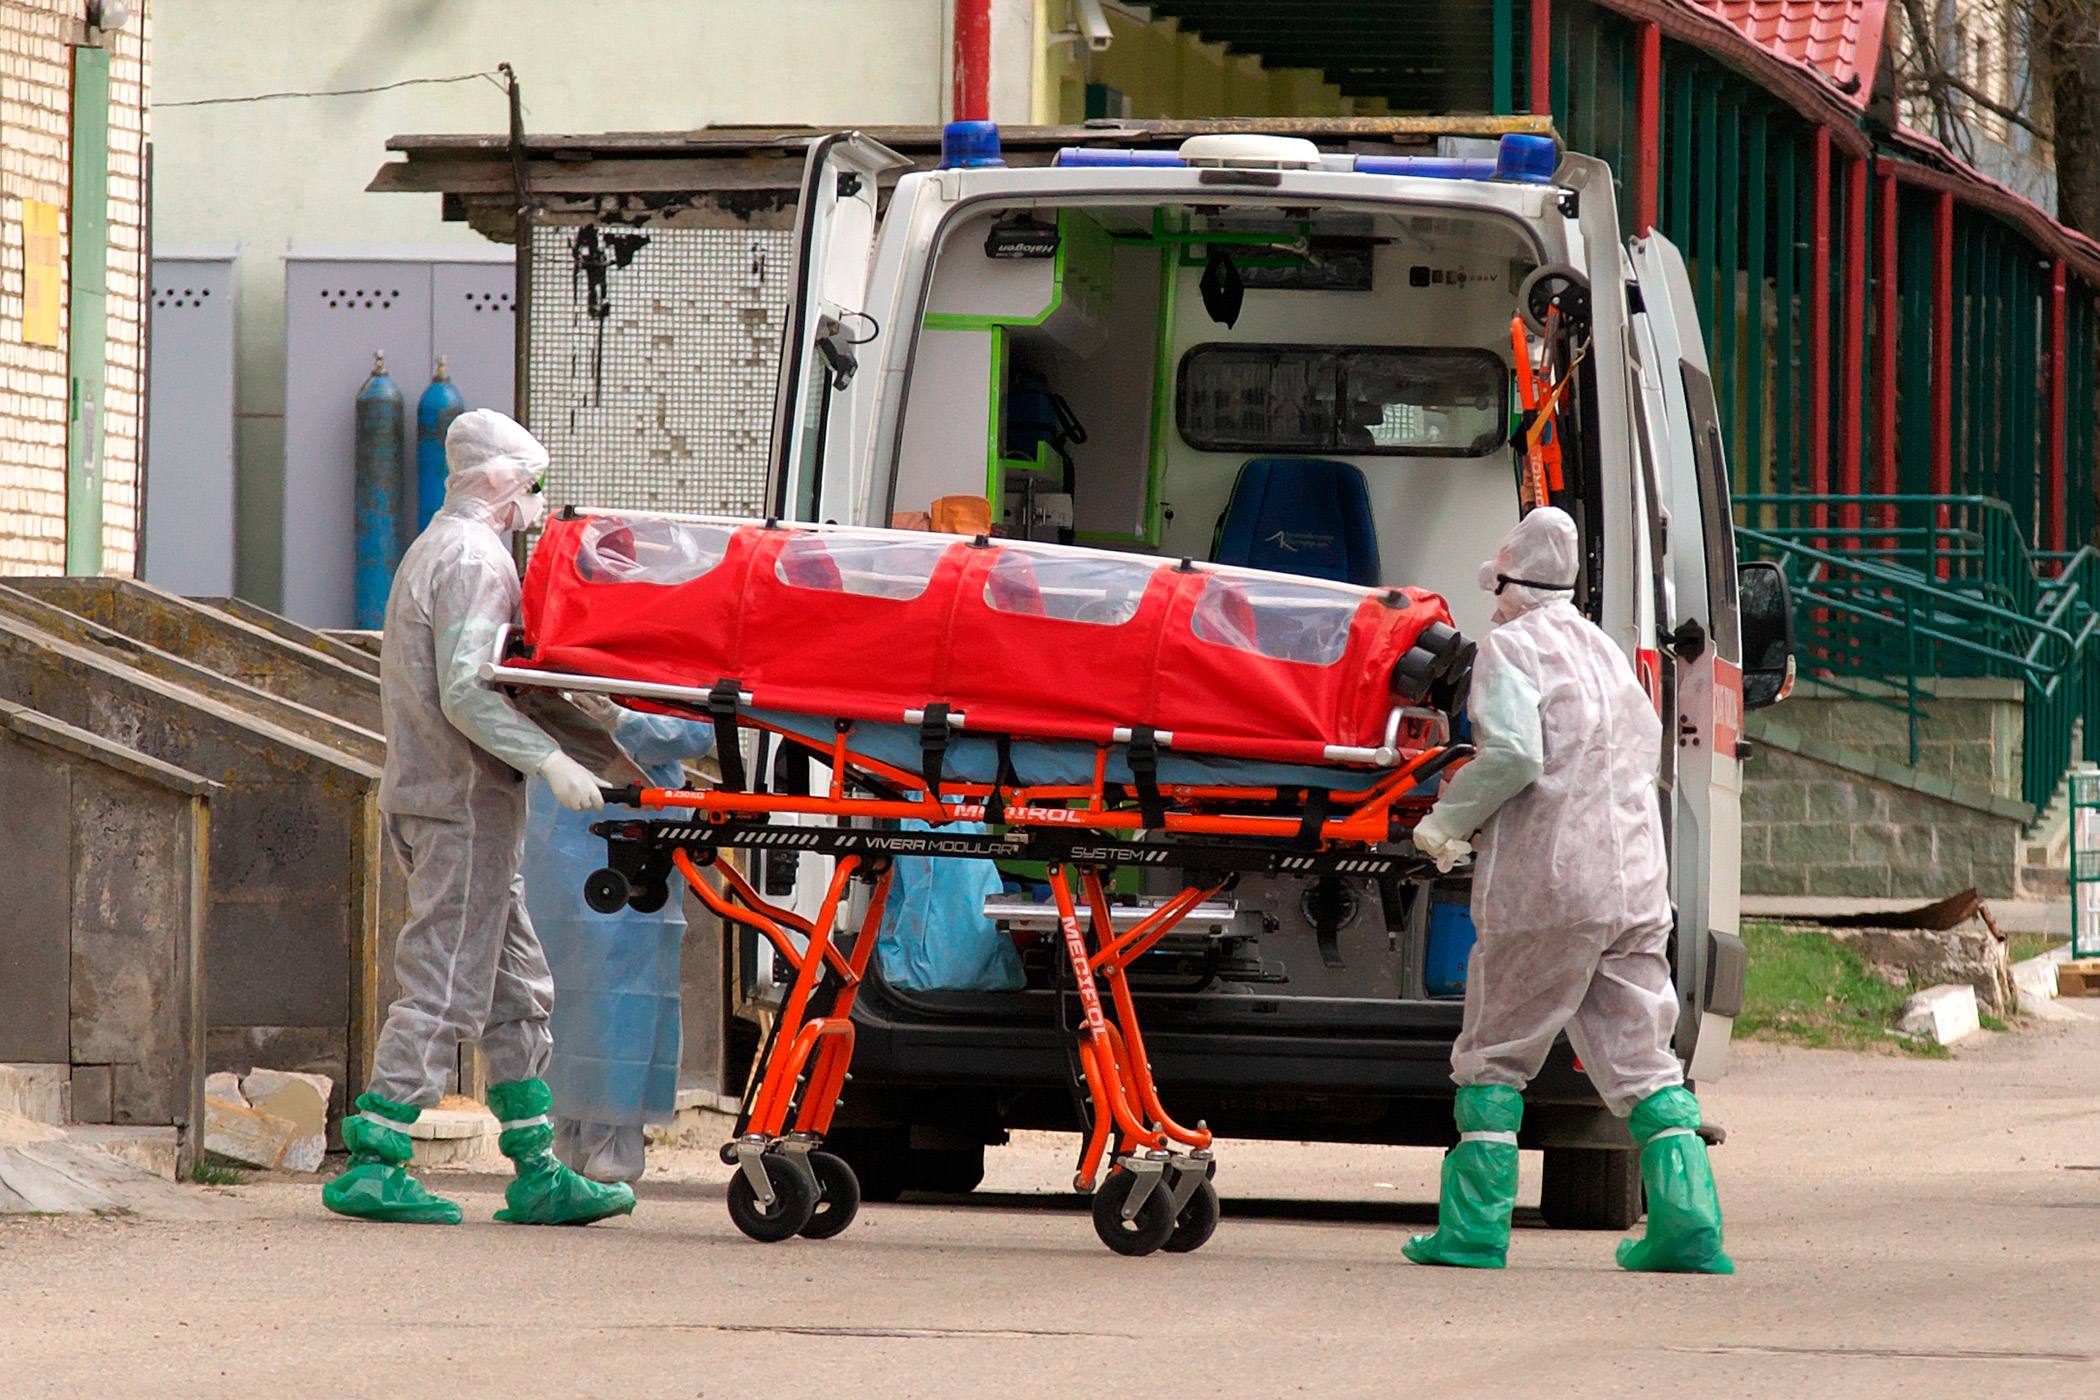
1049;131;1560;184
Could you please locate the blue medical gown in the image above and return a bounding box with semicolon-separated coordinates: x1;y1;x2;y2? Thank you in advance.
874;821;1026;991
524;712;714;1127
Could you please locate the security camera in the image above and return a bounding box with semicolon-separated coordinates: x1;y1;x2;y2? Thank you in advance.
86;0;129;30
1076;0;1113;51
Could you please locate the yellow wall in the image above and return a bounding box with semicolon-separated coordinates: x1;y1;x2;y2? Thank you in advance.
1035;3;1369;123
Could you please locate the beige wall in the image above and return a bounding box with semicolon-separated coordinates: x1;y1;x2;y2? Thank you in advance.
0;3;149;578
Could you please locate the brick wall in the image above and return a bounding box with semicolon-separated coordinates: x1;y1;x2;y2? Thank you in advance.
0;3;149;577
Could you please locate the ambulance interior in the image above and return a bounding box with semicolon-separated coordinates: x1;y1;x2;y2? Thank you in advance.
890;200;1546;643
880;198;1556;1005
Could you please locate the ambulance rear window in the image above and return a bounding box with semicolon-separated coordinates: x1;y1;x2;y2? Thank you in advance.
1177;344;1506;457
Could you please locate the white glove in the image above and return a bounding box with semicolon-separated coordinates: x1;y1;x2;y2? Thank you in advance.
538;751;605;811
566;691;622;730
1412;810;1473;874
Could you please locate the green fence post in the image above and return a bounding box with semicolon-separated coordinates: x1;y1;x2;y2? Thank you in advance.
64;43;110;577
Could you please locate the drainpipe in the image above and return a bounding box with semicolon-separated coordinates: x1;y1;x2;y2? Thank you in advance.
1840;154;1867;529
1530;0;1552;115
1933;191;1954;577
1811;127;1832;529
1634;21;1660;235
954;0;991;122
2050;256;2068;557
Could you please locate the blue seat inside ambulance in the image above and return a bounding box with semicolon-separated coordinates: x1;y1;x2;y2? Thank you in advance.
1210;457;1381;586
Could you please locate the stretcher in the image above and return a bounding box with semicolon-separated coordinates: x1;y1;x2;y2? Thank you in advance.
489;509;1475;1254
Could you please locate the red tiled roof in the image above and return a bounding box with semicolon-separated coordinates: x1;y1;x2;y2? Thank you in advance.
1691;0;1891;103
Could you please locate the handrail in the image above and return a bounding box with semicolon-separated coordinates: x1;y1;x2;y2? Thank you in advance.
1733;495;2100;815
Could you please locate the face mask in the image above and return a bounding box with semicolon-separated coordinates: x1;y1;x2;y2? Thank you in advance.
507;490;546;533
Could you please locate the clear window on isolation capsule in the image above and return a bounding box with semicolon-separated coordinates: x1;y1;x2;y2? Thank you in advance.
775;533;950;600
1190;572;1363;666
1177;344;1507;457
575;516;734;584
983;545;1154;625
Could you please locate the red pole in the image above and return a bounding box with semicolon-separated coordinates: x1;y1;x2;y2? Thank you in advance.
1530;0;1553;116
1933;191;1954;578
953;0;991;122
1811;127;1833;530
1875;171;1898;542
1840;156;1867;529
1635;21;1660;235
2050;256;2068;556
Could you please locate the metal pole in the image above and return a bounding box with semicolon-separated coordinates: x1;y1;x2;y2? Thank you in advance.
953;0;991;122
1841;153;1867;530
2051;256;2068;557
1875;170;1898;513
1530;0;1553;116
1493;0;1513;116
1635;22;1659;234
1811;127;1832;532
1934;190;1954;579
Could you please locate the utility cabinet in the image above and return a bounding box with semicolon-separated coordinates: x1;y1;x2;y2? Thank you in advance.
281;246;515;628
144;246;238;596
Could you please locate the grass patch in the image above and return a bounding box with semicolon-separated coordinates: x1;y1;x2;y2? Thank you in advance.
1738;921;1948;1057
2006;933;2068;966
190;1160;249;1186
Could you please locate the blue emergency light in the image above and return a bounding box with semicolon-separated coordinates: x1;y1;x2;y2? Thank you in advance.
939;120;1007;170
1046;130;1561;184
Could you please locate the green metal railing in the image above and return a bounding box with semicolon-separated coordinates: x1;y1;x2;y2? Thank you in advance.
1735;494;2100;812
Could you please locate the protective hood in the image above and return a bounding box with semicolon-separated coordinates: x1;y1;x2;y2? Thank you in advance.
442;409;548;532
1478;506;1578;623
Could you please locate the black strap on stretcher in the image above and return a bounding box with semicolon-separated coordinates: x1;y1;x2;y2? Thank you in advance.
1126;726;1167;828
919;703;952;802
984;733;1019;826
708;679;745;792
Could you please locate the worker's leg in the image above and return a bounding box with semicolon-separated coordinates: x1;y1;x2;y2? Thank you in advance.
479;866;554;1089
1408;924;1604;1268
1563;918;1732;1274
325;813;500;1224
489;1078;636;1225
557;1118;648;1184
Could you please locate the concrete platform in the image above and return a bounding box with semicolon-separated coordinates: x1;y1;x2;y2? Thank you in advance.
0;1065;68;1126
63;1126;180;1181
1743;894;2071;935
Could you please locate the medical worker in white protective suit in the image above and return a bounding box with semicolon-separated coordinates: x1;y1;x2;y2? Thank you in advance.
1404;507;1731;1274
322;409;634;1227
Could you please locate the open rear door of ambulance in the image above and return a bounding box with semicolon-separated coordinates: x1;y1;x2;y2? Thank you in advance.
769;131;911;525
1628;232;1747;1082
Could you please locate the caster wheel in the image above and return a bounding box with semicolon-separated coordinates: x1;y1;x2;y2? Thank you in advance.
1162;1178;1220;1254
583;868;631;915
627;874;670;913
725;1153;817;1242
798;1151;861;1240
1090;1168;1177;1256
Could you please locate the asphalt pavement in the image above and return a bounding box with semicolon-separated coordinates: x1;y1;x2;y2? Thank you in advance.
5;1006;2100;1400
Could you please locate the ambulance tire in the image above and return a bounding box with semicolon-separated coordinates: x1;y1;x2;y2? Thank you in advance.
1538;1146;1644;1230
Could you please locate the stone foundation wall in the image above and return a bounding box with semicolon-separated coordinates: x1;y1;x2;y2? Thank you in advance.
1742;680;2032;900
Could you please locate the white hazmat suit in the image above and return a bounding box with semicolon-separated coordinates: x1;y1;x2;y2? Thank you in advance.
367;409;606;1109
1412;506;1680;1115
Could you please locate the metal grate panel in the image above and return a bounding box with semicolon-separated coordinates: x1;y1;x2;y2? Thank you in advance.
525;222;792;518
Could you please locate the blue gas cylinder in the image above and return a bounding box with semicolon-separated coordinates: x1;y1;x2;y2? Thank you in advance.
353;352;406;629
415;357;465;536
1424;893;1478;998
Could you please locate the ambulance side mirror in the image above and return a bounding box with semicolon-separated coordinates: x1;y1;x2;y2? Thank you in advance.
1738;561;1795;710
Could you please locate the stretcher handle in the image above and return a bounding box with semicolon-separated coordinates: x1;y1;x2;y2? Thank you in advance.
1406;742;1472;788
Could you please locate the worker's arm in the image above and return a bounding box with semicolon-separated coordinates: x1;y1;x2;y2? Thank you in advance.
1422;631;1545;839
432;543;561;777
610;709;716;766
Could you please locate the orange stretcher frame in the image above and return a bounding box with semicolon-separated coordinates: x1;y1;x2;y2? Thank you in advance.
585;713;1466;1255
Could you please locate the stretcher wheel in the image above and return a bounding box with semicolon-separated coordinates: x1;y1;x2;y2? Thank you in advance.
798;1151;861;1240
583;868;630;915
726;1153;817;1242
1162;1178;1220;1254
626;874;671;914
1090;1169;1178;1256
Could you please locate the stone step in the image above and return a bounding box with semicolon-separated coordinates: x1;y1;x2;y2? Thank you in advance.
0;1065;69;1126
62;1125;179;1180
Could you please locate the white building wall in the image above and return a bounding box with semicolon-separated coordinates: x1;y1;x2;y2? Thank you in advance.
154;0;967;609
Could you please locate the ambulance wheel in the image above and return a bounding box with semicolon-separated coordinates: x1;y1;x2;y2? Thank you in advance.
583;868;630;915
726;1153;817;1242
1162;1178;1220;1254
1539;1146;1644;1231
626;874;670;914
1090;1169;1177;1256
798;1151;861;1240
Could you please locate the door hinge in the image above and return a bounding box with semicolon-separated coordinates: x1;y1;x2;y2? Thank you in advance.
1663;617;1706;662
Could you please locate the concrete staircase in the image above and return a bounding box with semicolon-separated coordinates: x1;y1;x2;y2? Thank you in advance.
0;1062;196;1214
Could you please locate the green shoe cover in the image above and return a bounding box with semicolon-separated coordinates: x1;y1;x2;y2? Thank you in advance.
1615;1087;1734;1275
321;1094;461;1224
1403;1085;1521;1269
486;1079;636;1226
